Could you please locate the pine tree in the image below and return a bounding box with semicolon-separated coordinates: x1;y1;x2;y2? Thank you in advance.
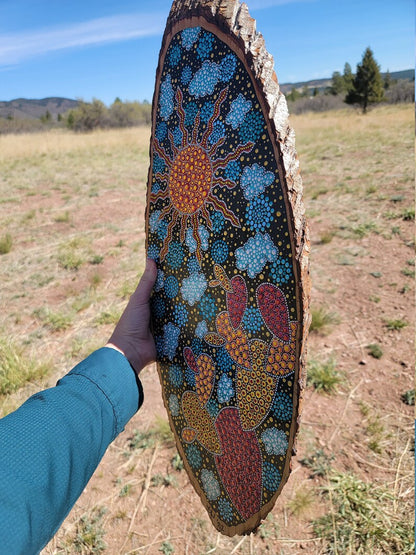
346;47;385;113
342;63;354;94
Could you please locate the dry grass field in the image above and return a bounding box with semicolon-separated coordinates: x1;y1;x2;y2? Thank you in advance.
0;104;414;554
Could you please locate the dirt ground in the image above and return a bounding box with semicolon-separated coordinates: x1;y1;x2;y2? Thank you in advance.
0;105;414;554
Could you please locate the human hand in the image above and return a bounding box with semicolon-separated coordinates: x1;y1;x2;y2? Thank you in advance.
106;258;157;374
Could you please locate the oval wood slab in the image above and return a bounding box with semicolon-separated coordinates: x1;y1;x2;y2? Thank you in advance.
145;0;310;536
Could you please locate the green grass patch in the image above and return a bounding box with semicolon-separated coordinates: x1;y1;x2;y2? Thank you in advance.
0;233;13;255
313;472;414;554
33;306;73;332
54;210;70;223
307;357;344;394
0;337;51;396
366;343;383;359
300;447;334;477
72;506;107;553
401;389;415;406
310;306;340;335
385;318;408;331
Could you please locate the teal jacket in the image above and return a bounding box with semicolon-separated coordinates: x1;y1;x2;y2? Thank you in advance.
0;347;143;554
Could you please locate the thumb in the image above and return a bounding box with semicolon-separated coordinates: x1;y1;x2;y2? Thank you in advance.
134;259;157;304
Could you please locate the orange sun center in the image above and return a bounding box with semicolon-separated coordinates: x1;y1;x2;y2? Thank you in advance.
169;145;212;214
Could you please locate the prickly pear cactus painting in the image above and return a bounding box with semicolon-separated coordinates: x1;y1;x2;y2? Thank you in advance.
145;0;310;536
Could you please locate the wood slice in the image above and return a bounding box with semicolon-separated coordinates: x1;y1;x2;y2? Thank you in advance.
145;0;310;536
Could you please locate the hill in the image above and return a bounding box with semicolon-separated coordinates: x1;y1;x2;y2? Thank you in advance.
279;69;415;94
0;97;79;120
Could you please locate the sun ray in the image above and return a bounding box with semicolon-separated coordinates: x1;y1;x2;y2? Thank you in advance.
201;87;228;148
208;195;240;228
191;213;203;263
192;112;201;144
176;88;189;145
180;216;189;243
213;176;238;190
201;204;213;229
154;172;169;182
214;142;254;169
208;136;226;158
168;130;179;157
151;188;170;203
154;138;173;164
160;210;179;260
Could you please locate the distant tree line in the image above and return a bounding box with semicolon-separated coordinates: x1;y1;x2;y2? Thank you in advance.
65;98;152;132
0;98;152;134
287;47;414;114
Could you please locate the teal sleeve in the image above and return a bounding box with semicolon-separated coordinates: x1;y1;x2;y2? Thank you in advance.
0;347;143;555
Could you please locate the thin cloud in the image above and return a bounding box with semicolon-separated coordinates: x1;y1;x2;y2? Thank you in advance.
248;0;317;9
0;12;165;66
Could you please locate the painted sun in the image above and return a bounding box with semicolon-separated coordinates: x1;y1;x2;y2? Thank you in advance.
151;86;254;263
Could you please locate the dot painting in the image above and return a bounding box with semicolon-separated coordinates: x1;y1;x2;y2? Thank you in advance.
146;20;301;536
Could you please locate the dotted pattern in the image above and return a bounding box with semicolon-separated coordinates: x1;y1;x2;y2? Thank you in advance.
147;26;300;530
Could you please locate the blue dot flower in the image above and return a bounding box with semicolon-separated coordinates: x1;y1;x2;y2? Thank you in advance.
217;374;234;403
147;244;159;261
270;256;293;285
272;391;293;421
206;398;220;419
153;155;166;175
217;348;234;373
197;32;215;60
169;364;183;388
186;444;202;469
166;242;184;270
219;53;237;82
181;27;200;51
195;320;208;339
242;307;263;334
218;498;234;523
211;239;228;264
173;303;189;327
208;120;225;146
152;297;165;318
262;428;288;456
184;102;198;126
211;211;225;233
187;256;200;275
239;110;264;143
156;220;168;240
169;44;181;67
172;126;183;146
200;101;214;123
198;294;217;321
201;468;220;500
263;462;281;492
155;335;163;357
245;195;274;232
191;337;204;357
181;65;193;86
224;160;241;182
168;394;180;417
185;363;196;387
164;276;179;299
155;121;167;141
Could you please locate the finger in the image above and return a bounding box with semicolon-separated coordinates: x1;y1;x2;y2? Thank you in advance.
133;259;157;304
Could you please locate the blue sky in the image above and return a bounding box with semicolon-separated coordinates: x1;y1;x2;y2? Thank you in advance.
0;0;413;104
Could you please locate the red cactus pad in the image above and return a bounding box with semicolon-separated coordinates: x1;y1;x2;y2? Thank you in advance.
257;283;290;342
227;276;248;329
215;408;262;520
184;347;198;374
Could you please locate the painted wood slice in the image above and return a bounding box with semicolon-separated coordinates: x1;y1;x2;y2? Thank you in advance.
145;0;310;536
